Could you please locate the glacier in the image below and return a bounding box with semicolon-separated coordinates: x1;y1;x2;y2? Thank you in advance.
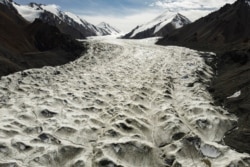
0;37;249;167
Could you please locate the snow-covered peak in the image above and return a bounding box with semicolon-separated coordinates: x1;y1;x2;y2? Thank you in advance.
130;12;190;38
40;4;60;17
12;2;62;22
28;2;42;9
12;2;43;22
97;22;121;35
171;13;191;29
10;1;117;37
65;12;85;25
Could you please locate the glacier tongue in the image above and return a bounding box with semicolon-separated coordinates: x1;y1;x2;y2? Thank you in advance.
0;37;249;167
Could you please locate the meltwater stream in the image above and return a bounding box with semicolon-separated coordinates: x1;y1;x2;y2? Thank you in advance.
0;37;249;167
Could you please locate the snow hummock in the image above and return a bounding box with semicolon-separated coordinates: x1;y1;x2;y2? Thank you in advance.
227;90;241;99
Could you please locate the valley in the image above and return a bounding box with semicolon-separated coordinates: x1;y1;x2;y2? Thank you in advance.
0;37;249;167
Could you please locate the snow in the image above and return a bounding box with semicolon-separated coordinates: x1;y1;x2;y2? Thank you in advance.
130;12;190;38
200;144;221;158
97;22;121;35
227;90;241;99
172;14;187;29
11;2;116;36
131;11;174;37
11;3;60;22
12;3;42;22
40;4;60;17
63;12;104;35
0;37;249;166
65;11;84;25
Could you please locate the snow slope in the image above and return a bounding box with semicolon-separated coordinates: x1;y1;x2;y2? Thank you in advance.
126;12;190;39
12;2;42;22
0;37;249;166
97;22;121;35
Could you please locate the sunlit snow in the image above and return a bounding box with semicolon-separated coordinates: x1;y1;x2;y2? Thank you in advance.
227;90;241;99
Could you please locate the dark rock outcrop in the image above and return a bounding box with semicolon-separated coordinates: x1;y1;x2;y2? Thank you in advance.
211;50;250;154
38;11;88;39
0;2;84;77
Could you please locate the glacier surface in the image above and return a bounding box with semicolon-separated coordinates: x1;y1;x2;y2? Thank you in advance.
0;37;249;167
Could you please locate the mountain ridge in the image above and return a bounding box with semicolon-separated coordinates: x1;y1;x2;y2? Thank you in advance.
0;1;84;77
10;1;118;38
97;22;121;35
157;0;250;51
123;12;191;39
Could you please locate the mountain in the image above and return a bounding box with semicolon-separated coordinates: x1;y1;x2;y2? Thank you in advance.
10;1;111;38
157;0;250;51
123;12;191;39
0;1;84;77
97;22;121;35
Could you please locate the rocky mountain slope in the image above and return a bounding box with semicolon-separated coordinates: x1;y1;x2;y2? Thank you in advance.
212;49;250;154
157;0;250;154
0;1;84;77
11;1;116;38
157;0;250;51
123;12;190;39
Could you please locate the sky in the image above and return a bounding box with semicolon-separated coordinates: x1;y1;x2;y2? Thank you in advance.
14;0;237;33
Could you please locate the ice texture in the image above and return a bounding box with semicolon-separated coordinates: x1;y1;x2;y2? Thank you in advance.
0;37;249;166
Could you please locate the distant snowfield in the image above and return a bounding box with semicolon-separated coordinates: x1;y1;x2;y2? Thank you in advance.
0;37;249;166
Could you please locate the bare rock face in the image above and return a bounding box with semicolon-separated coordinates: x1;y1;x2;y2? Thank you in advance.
0;2;85;77
27;19;83;52
212;50;250;154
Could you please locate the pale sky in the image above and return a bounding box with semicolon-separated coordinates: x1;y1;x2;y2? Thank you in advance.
14;0;236;33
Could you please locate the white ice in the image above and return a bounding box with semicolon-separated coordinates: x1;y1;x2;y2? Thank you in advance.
0;37;249;167
227;90;241;99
